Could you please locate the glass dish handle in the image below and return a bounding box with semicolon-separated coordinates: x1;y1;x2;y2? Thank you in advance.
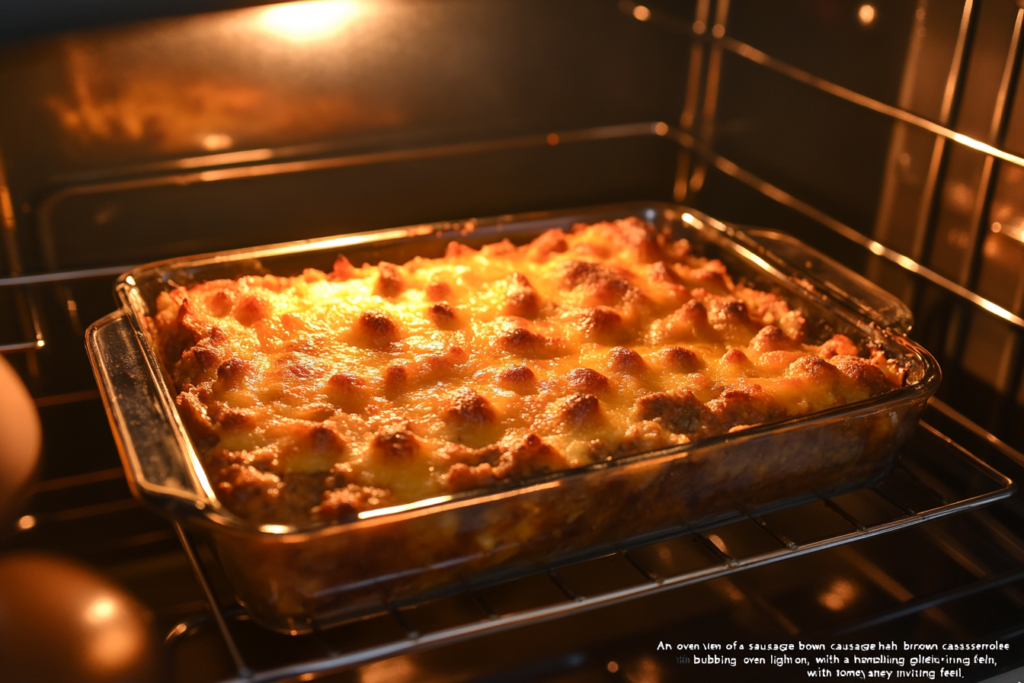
86;311;213;518
743;229;915;336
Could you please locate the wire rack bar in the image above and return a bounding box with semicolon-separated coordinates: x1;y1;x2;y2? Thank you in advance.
173;523;252;679
665;127;1024;332
624;1;1024;170
2;287;45;357
828;567;1024;637
167;419;1013;682
0;263;133;288
906;0;976;317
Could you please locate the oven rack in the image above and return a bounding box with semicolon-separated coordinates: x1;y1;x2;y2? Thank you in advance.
157;420;1013;682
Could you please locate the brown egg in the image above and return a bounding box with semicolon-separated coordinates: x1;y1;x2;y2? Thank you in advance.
0;356;41;526
0;552;160;683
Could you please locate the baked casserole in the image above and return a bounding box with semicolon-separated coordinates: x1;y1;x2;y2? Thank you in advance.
149;217;903;527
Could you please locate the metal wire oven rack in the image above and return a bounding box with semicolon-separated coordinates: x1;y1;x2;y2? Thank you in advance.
4;1;1024;681
160;421;1013;682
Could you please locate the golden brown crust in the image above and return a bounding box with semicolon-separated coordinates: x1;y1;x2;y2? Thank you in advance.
148;218;899;524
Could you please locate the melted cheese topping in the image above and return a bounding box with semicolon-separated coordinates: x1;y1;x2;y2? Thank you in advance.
150;218;899;525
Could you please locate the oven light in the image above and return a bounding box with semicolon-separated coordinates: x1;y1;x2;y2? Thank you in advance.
858;4;876;27
85;598;116;624
258;0;365;42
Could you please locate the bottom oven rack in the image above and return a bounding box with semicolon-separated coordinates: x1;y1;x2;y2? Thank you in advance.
154;419;1013;683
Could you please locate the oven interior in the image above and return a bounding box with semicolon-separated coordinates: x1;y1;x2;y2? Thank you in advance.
2;1;1024;681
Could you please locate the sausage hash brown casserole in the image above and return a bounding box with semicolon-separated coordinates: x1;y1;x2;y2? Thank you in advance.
149;218;903;527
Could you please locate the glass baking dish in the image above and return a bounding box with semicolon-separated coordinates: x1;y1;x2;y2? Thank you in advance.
86;202;940;634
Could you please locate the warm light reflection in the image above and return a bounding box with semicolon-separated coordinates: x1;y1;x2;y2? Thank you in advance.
818;578;858;611
357;494;453;520
633;5;651;21
258;0;365;42
992;219;1024;243
359;657;420;683
707;533;727;554
202;133;234;151
858;4;876;26
89;624;146;672
85;597;116;624
608;661;620;673
16;514;35;530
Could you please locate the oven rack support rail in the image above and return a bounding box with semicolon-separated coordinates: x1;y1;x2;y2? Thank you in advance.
163;421;1014;683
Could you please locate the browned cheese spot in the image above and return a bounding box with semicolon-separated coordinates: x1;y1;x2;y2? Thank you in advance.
445;462;497;493
723;348;751;366
355;310;399;348
748;325;797;355
663;299;715;341
785;356;844;389
557;392;603;429
581;306;630;344
214;357;250;393
827;355;893;399
560;260;637;306
218;408;258;431
498;365;536;390
428;302;458;329
233;294;273;327
707;387;782;430
818;334;859;359
498;324;558;359
567;367;611;395
382;364;408;396
444;388;497;428
662;347;702;373
496;434;565;478
504;273;541;319
325;372;368;411
609;347;646;375
634;390;709;435
374;261;405;297
174;343;221;390
705;296;759;344
369;425;422;460
317;484;390;520
296;404;337;422
207;289;235;317
213;464;281;520
425;281;452;302
306;423;347;457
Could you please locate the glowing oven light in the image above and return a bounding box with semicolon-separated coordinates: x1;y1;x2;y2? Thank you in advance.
858;4;876;26
258;0;365;42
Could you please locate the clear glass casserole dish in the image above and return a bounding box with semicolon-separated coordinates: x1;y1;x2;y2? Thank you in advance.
86;202;940;633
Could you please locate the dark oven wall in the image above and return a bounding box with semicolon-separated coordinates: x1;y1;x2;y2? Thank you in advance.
3;2;1024;683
